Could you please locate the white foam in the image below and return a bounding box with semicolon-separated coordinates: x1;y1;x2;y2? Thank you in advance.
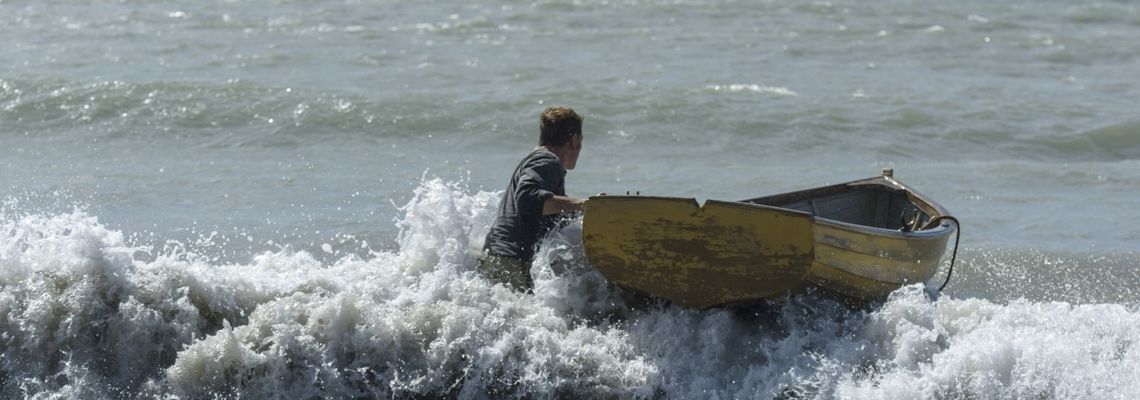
2;181;1139;399
707;84;800;96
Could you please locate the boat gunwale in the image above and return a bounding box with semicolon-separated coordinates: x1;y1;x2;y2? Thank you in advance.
813;216;955;240
587;175;957;240
584;195;816;218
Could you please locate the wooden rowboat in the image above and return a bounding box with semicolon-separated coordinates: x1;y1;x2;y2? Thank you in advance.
582;169;958;309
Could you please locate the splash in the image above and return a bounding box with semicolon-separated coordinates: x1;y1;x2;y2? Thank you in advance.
2;180;1139;399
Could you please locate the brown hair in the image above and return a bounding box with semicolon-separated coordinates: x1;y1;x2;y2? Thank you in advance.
539;106;583;146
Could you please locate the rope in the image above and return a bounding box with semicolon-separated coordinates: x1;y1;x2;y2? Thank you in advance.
923;216;961;292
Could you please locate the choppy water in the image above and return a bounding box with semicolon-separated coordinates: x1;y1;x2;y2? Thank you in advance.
2;0;1139;398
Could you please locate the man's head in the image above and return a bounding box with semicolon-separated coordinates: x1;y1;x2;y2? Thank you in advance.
539;106;582;147
539;106;584;170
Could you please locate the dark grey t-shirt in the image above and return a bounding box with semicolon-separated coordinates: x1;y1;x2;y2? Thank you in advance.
483;148;566;261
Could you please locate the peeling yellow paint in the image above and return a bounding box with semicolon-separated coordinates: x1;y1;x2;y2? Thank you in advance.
582;195;954;309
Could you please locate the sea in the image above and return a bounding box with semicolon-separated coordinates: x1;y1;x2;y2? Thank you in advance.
2;0;1139;398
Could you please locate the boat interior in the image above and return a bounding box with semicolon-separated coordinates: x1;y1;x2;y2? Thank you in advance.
743;185;932;232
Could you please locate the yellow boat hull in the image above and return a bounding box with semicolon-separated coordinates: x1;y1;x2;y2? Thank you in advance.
582;172;956;309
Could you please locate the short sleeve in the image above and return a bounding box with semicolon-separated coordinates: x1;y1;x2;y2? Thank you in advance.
514;157;563;215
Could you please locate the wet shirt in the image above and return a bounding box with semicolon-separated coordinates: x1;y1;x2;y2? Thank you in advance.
483;148;566;261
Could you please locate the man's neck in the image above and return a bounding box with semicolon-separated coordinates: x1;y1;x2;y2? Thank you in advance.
540;145;571;169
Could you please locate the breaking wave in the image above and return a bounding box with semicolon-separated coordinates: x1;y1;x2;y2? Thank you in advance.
2;179;1139;399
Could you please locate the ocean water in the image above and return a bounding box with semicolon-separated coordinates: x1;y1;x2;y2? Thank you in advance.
2;0;1139;398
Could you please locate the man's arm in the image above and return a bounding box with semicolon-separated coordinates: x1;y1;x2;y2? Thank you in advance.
542;195;585;215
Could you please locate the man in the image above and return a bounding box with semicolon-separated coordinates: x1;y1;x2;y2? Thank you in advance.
481;106;588;292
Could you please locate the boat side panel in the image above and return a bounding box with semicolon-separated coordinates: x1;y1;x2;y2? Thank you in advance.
805;261;903;299
814;221;953;264
807;222;951;296
582;196;815;309
814;243;938;284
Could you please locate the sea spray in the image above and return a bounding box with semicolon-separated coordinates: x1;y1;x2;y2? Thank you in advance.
532;220;638;321
394;177;500;274
0;179;658;398
3;180;1140;399
154;177;658;397
831;287;1140;399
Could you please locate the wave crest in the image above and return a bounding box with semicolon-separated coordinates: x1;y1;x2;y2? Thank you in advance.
3;182;1140;399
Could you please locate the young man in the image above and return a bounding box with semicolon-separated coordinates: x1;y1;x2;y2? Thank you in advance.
481;106;588;292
